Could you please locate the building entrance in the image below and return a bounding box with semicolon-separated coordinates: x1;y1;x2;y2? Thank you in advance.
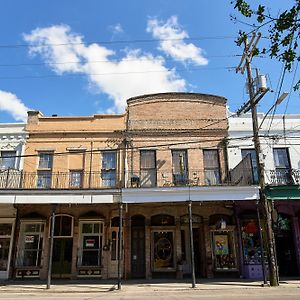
50;214;73;278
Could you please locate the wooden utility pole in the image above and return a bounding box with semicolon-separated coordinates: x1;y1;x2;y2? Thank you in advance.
236;32;279;286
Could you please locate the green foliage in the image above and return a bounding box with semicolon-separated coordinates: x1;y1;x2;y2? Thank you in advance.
231;0;300;89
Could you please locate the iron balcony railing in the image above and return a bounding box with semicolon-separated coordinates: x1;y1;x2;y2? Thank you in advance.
0;168;256;190
266;169;300;185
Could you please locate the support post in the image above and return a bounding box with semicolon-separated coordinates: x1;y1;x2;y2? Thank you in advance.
118;203;123;290
188;200;196;288
47;208;56;289
235;35;279;286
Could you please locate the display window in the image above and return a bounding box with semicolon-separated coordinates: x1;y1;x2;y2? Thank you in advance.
78;221;104;266
241;219;261;264
211;230;237;271
0;223;13;272
17;222;45;267
153;231;175;270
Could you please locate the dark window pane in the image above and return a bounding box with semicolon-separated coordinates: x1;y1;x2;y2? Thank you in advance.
0;238;10;271
204;150;220;185
102;151;116;169
140;151;156;169
274;148;290;168
0;151;16;169
38;153;53;169
69;171;82;188
37;171;52;188
0;224;12;236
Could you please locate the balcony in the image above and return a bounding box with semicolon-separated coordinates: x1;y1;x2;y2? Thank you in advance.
267;169;300;185
0;168;255;190
0;170;119;190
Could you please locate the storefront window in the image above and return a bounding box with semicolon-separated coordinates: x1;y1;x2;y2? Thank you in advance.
241;219;261;264
17;222;44;267
212;230;237;270
0;223;13;271
153;231;174;270
79;221;103;266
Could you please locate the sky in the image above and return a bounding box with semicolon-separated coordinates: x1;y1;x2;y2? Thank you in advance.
0;0;299;123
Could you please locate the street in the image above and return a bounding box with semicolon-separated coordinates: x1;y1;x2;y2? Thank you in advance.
1;280;300;300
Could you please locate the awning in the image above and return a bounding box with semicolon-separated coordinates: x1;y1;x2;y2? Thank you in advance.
264;185;300;201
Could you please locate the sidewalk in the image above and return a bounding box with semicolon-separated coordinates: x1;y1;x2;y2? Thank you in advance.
0;278;300;293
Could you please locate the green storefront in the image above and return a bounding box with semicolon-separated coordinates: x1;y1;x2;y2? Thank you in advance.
265;185;300;276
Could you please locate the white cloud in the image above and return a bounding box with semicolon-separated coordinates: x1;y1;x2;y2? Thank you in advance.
0;90;29;122
109;23;124;35
147;16;208;66
23;24;186;112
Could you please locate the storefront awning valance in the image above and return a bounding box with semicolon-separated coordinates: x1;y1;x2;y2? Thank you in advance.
264;185;300;201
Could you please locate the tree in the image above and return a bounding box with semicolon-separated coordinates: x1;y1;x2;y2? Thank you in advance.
231;0;300;90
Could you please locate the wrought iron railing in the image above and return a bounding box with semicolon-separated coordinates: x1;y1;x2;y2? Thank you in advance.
266;169;300;185
0;168;256;190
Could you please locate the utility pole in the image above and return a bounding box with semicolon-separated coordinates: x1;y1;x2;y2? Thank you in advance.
236;32;279;286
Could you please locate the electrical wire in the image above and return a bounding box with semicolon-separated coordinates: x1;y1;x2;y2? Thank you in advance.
0;36;237;49
0;66;235;80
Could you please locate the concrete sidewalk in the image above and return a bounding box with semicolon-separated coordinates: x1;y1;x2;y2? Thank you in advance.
0;278;300;293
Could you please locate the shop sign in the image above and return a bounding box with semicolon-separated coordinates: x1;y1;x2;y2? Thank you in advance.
85;239;95;248
25;235;34;243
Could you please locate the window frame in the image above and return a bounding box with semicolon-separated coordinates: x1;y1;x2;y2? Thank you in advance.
16;220;45;268
171;149;188;186
203;149;221;185
0;151;17;170
69;169;83;188
140;150;157;187
101;151;117;188
78;220;104;267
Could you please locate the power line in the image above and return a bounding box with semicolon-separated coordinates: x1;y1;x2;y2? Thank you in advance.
0;66;235;80
0;54;241;68
0;36;236;49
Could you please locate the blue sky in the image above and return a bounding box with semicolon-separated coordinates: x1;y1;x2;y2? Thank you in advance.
0;0;298;123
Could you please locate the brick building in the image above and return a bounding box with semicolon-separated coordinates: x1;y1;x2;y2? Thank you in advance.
0;93;259;281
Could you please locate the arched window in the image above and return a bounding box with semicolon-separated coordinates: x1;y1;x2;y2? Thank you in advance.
151;214;175;226
49;214;73;237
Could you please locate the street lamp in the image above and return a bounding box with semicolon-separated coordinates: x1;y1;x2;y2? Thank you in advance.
258;92;289;130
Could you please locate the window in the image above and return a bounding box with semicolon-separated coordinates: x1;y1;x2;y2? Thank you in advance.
17;222;44;267
0;223;13;271
50;215;73;237
211;230;237;270
241;149;258;183
172;150;188;186
37;152;53;189
69;170;83;188
140;150;156;187
38;153;53;169
203;149;221;185
0;151;16;169
153;231;175;270
273;148;291;184
101;151;116;187
241;219;261;264
110;217;123;261
79;221;104;266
